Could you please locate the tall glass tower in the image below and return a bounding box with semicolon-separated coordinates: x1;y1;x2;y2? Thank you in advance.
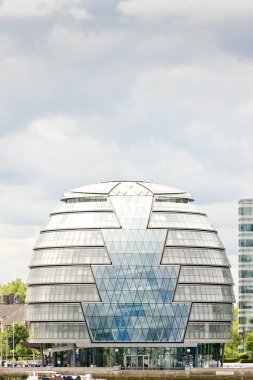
26;181;235;368
238;199;253;347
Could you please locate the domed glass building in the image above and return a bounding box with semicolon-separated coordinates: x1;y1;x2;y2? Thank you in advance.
26;181;235;368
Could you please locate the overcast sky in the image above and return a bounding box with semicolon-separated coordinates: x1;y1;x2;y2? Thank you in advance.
2;0;253;300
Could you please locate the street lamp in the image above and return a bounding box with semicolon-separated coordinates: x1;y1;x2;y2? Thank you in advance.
12;321;15;366
186;349;191;365
48;348;52;366
115;349;119;365
0;316;7;365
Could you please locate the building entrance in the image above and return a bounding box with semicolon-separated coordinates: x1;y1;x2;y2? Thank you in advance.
125;354;149;369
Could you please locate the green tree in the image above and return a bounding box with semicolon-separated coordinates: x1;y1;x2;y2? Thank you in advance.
224;306;242;359
245;331;253;355
6;323;29;349
0;278;27;302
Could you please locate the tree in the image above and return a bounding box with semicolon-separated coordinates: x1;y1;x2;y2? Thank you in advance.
224;306;242;358
245;331;253;355
0;278;27;302
6;323;29;349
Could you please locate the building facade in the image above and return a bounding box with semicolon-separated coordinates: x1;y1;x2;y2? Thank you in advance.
238;199;253;348
26;181;235;368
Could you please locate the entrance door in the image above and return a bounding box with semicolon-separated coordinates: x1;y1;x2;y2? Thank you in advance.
125;355;149;369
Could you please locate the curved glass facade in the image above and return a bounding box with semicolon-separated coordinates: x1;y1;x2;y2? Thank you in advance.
26;181;235;368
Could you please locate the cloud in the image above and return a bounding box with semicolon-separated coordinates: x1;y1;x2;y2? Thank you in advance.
0;0;93;20
117;0;253;24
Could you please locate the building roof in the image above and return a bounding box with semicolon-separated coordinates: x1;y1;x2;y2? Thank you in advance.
0;304;27;325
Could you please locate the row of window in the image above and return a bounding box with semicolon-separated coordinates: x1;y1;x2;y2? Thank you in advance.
240;286;253;294
185;322;232;340
239;224;253;232
239;240;253;247
54;200;112;212
26;285;100;303
174;285;235;303
44;212;121;231
239;270;253;279
162;248;229;266
239;255;253;263
149;213;213;231
30;322;89;340
30;248;111;267
239;301;253;310
35;230;104;249
179;267;233;284
27;266;95;285
166;230;223;248
189;304;234;321
153;202;201;213
27;303;84;321
239;207;253;216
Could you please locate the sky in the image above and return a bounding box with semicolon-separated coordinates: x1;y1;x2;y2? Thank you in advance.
1;0;253;301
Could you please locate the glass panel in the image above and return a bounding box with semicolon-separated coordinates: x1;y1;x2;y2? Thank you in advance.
149;213;214;230
162;247;229;266
30;247;110;266
179;266;233;284
30;322;89;340
185;322;232;340
110;196;152;229
35;230;104;249
26;284;100;302
43;212;120;230
174;285;235;303
27;266;94;285
190;304;234;321
166;230;223;248
27;303;84;321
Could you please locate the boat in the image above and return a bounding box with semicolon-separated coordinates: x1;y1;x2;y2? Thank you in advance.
27;372;105;380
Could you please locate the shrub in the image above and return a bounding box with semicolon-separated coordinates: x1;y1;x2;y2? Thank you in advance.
224;358;238;363
240;358;253;363
238;352;249;360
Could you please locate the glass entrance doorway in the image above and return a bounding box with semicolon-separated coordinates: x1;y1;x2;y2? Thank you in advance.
125;355;149;369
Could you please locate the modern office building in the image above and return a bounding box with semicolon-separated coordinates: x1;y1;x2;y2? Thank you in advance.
238;198;253;348
26;181;235;368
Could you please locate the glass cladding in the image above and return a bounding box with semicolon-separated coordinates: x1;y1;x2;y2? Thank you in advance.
101;229;167;266
153;203;202;212
149;213;214;230
179;267;233;284
110;196;152;229
26;284;100;302
162;248;229;266
53;200;113;212
43;212;121;231
30;248;110;266
174;285;235;303
240;224;253;232
166;230;223;248
30;322;89;340
35;230;104;249
27;303;84;321
27;182;234;345
27;266;94;285
92;265;180;303
185;322;232;340
190;304;234;321
239;206;253;216
83;302;190;343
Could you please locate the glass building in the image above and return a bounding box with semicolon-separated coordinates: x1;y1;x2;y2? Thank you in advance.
26;181;235;368
238;198;253;348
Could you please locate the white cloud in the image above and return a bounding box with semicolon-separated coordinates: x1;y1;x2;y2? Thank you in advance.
0;0;93;20
0;0;63;18
117;0;253;24
70;6;94;21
